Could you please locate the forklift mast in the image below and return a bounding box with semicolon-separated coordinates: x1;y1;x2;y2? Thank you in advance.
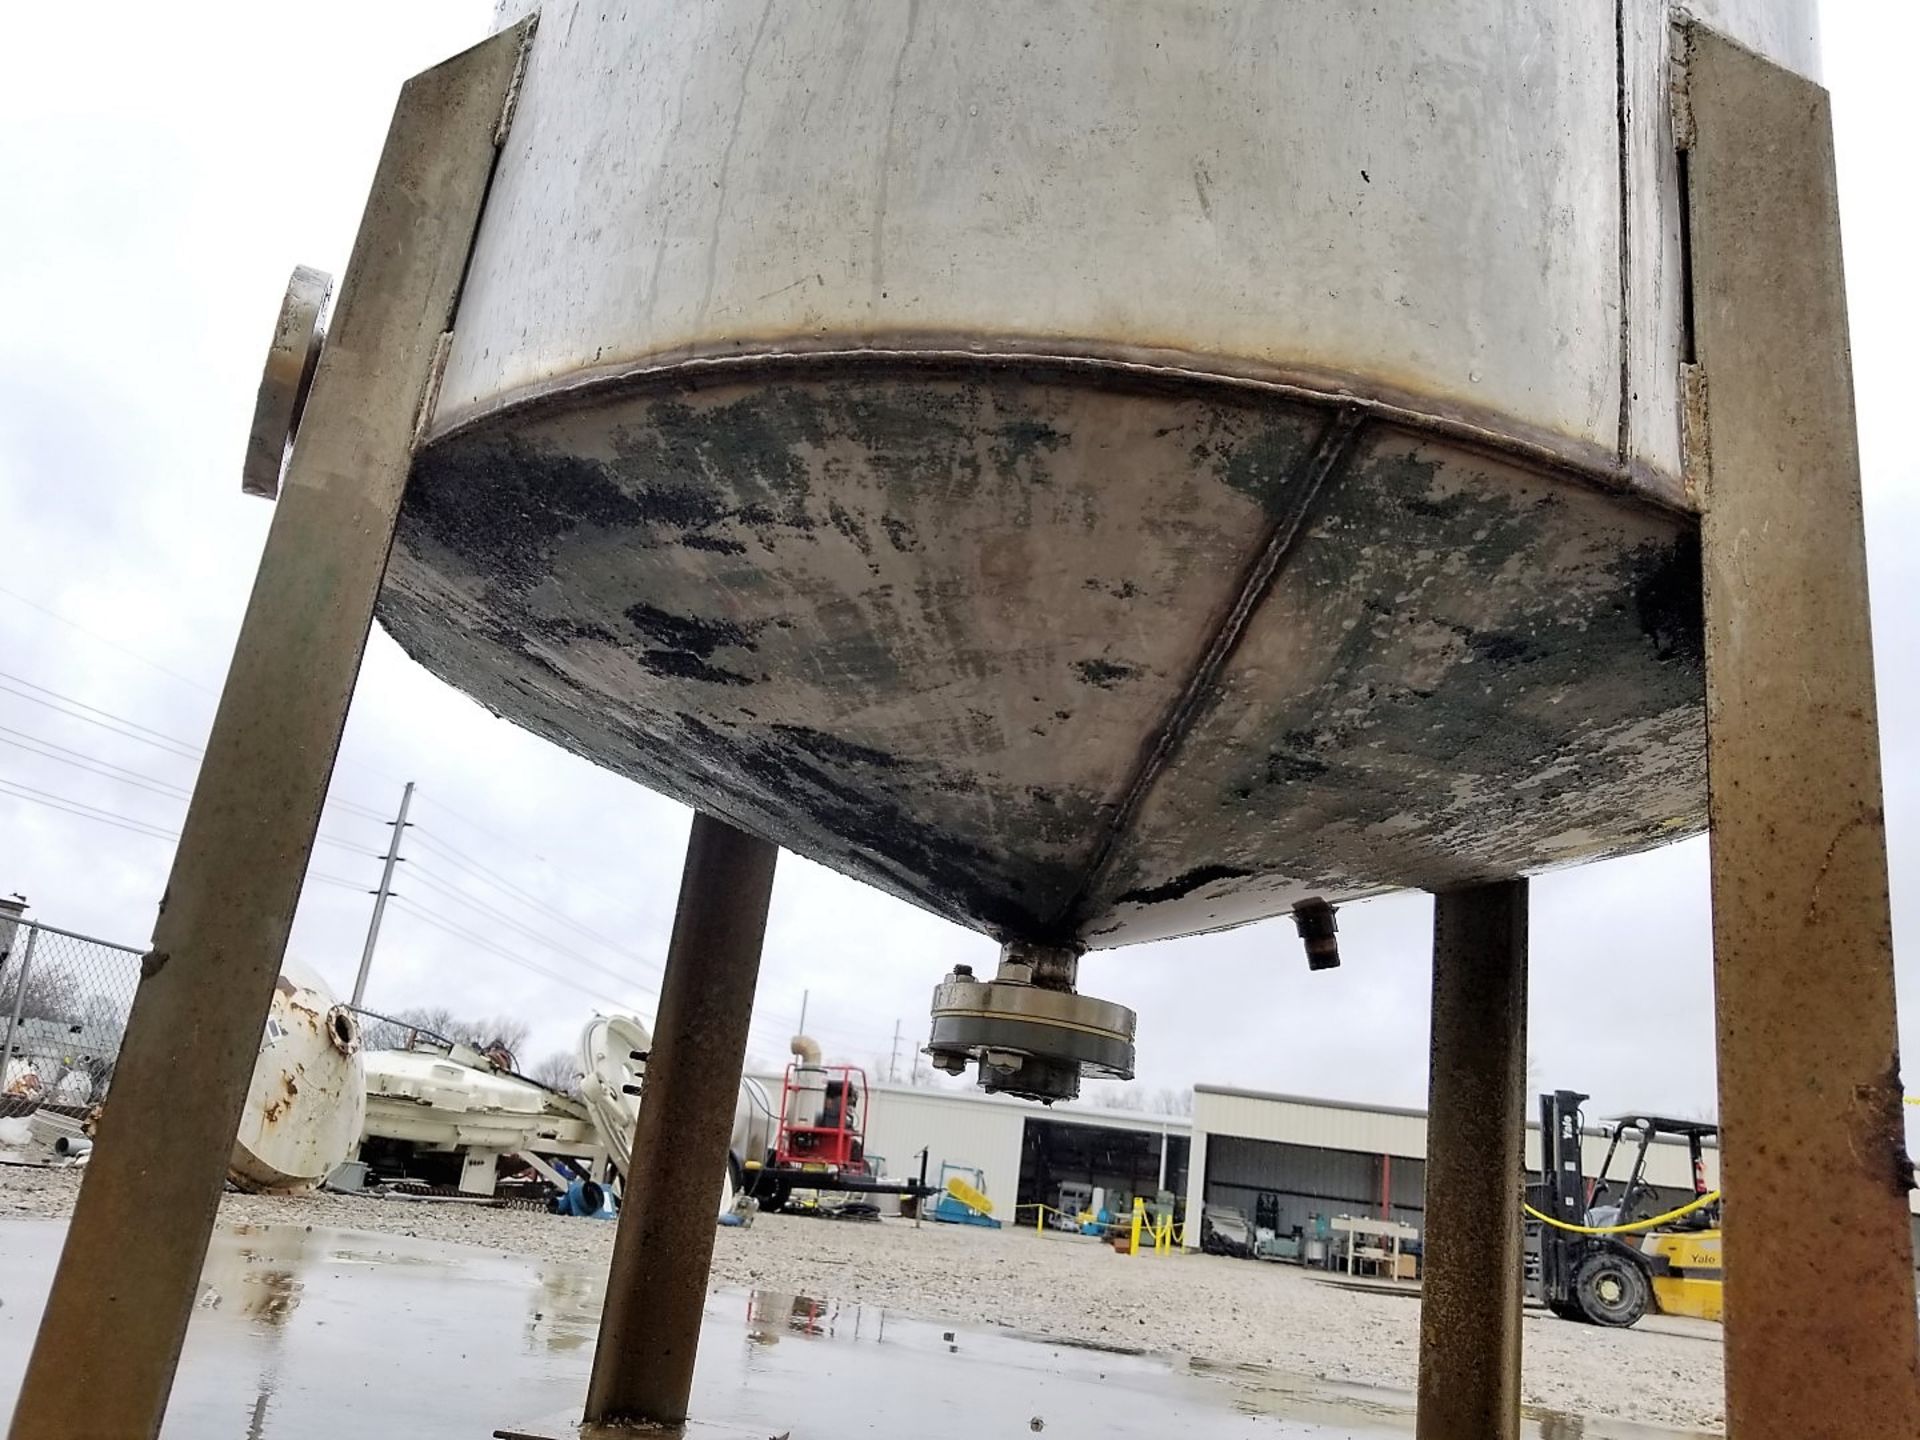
1537;1089;1590;1303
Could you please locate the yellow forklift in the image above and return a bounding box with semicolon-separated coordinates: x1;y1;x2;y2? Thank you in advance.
1530;1090;1722;1326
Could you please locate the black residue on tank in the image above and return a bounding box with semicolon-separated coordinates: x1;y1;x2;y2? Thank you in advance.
1212;412;1320;518
1101;433;1708;930
880;514;920;553
1625;530;1705;666
616;398;820;535
769;722;902;771
682;534;746;555
1073;659;1139;688
529;616;622;645
641;651;754;686
624;479;729;530
624;601;762;659
402;434;648;592
1116;864;1252;906
625;603;764;686
1263;750;1330;784
1463;629;1545;667
988;417;1066;476
827;499;873;556
666;712;1081;938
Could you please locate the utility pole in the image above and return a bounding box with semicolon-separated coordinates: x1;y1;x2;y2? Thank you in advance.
351;781;413;1006
889;1019;901;1083
797;988;808;1037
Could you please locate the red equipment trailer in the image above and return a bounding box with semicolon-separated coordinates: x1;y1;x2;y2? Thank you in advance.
743;1062;935;1212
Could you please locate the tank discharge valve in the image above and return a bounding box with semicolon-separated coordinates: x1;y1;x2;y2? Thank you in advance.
925;943;1135;1104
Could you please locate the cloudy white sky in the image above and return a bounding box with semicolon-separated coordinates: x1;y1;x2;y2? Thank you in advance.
2;4;1914;1130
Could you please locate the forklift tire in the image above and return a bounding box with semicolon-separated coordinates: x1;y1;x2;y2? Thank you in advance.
1574;1252;1650;1328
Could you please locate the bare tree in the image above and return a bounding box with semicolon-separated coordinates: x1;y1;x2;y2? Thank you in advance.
529;1049;583;1097
470;1015;532;1066
360;1007;532;1069
1146;1086;1193;1116
1;963;78;1025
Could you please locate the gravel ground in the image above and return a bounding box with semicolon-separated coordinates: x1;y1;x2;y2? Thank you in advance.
0;1167;1724;1432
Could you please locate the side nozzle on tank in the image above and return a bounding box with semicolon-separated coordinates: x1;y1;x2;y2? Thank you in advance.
1291;897;1341;971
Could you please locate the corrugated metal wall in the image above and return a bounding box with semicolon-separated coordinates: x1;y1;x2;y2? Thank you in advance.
1205;1135;1427;1236
860;1086;1027;1216
1193;1087;1717;1190
1196;1090;1430;1160
1186;1087;1721;1248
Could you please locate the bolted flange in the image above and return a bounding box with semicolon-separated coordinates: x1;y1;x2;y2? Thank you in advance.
242;264;333;500
925;942;1135;1104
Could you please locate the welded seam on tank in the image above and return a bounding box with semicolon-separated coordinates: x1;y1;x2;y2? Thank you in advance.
424;347;1693;519
1046;407;1369;940
1614;0;1633;466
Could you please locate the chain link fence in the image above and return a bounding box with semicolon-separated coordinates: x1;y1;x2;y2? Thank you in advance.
0;915;144;1117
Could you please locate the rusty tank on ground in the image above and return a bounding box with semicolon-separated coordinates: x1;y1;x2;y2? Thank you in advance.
377;0;1818;949
228;957;365;1193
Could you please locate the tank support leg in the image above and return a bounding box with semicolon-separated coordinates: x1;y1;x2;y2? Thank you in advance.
1683;23;1920;1438
585;813;778;1427
1416;880;1527;1440
4;25;533;1440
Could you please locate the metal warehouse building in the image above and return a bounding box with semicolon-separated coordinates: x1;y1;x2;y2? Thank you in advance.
750;1075;1191;1224
1184;1084;1719;1249
757;1075;1920;1259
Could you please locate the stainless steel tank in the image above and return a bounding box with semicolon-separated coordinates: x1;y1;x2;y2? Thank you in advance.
379;0;1818;948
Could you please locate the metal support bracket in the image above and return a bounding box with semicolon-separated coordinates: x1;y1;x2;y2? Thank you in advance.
1686;21;1920;1439
7;19;536;1440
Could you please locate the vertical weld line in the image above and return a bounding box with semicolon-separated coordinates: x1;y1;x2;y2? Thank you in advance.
1676;147;1697;366
449;20;538;336
1614;0;1633;465
1050;407;1368;937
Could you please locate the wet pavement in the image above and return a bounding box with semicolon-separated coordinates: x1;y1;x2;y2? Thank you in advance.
0;1219;1711;1439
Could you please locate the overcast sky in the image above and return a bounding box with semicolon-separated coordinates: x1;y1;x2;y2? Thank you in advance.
2;4;1914;1134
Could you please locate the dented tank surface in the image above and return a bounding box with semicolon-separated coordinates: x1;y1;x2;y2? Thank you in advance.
374;0;1809;948
383;366;1704;947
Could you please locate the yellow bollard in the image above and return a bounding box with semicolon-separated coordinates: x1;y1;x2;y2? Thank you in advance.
1130;1197;1145;1256
1035;1203;1044;1236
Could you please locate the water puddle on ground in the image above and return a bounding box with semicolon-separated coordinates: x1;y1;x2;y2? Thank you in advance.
0;1220;1712;1439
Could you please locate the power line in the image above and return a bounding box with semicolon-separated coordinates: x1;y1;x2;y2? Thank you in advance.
0;685;390;827
386;894;647;1013
0;584;218;696
412;792;673;929
407;826;656;962
0;772;377;865
0;588;424;805
0;677;202;761
0;728;192;801
0;594;683;938
311;873;374;891
0;777;178;842
404;862;664;1001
